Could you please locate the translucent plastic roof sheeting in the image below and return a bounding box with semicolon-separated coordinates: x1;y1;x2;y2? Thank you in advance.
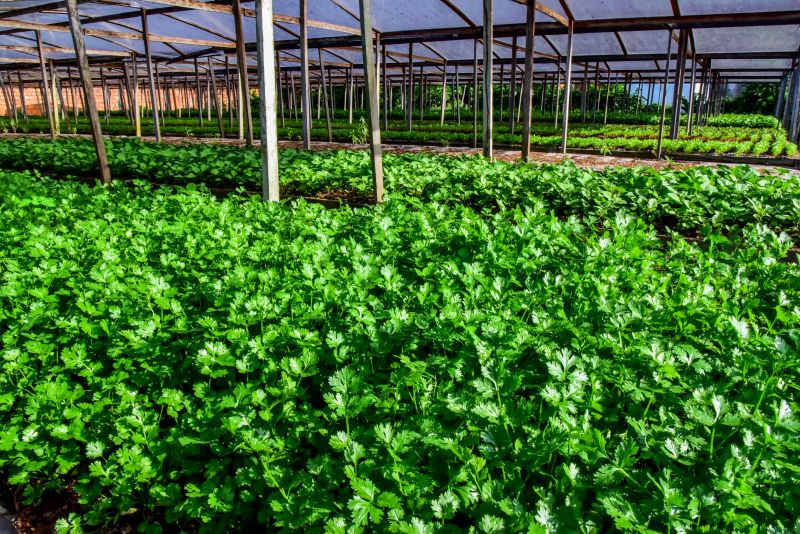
0;0;796;83
568;0;673;20
679;0;800;15
447;0;529;26
545;32;623;57
619;31;674;55
694;25;800;54
713;58;794;70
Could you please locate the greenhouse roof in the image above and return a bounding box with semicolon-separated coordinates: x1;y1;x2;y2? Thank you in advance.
0;0;797;82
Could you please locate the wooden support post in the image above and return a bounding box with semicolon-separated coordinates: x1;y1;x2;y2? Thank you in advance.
140;9;161;141
18;73;28;122
401;67;406;113
233;0;253;145
592;63;600;122
184;79;191;119
554;55;562;128
407;43;413;131
440;62;447;126
657;29;675;159
225;55;233;127
206;74;211;121
348;67;354;124
276;52;284;128
686;58;697;135
357;0;384;203
669;29;688;140
255;0;280;201
319;49;333;142
473;39;478;149
237;68;245;137
784;64;798;129
375;34;381;127
482;0;493;158
789;63;800;143
775;72;788;120
455;65;461;125
52;63;64;125
0;75;11;119
499;62;505;123
7;75;18;123
100;68;109;124
209;57;224;137
194;58;203;128
155;61;165;124
604;73;611;124
330;65;336;118
299;0;312;149
316;79;322;120
709;75;718;119
419;67;424;122
66;0;110;183
521;0;536;162
382;44;388;130
131;54;140;136
509;35;518;134
580;65;587;122
290;71;297;121
560;21;574;154
695;69;705;126
122;62;133;122
540;74;547;114
67;66;78;120
36;31;55;138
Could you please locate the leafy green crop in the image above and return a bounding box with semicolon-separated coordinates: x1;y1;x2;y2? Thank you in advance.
0;169;799;532
10;110;796;156
0;137;798;238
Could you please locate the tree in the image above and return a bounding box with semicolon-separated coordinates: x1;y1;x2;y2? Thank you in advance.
724;83;778;114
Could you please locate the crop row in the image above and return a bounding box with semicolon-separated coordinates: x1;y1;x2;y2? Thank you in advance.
1;169;798;532
0;137;798;238
3;112;794;157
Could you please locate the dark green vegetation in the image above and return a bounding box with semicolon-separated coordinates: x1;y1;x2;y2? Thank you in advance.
2;111;795;157
723;84;780;116
1;147;799;532
1;137;799;235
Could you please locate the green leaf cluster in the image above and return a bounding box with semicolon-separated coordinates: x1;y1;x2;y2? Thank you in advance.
0;168;798;532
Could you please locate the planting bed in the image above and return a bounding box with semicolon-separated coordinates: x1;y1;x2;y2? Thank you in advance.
3;111;796;159
0;145;799;532
1;137;799;230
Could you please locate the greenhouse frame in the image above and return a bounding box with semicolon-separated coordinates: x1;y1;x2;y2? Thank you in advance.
1;1;800;533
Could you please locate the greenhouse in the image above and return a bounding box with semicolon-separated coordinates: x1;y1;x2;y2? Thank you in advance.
0;0;798;532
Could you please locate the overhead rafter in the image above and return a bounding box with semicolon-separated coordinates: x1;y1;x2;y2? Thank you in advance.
0;18;237;48
557;0;573;22
105;19;187;56
0;1;71;20
439;0;475;27
614;32;627;55
162;13;236;42
510;0;569;26
0;43;129;57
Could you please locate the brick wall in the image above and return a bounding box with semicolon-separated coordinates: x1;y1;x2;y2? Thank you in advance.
0;84;127;116
0;82;234;118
